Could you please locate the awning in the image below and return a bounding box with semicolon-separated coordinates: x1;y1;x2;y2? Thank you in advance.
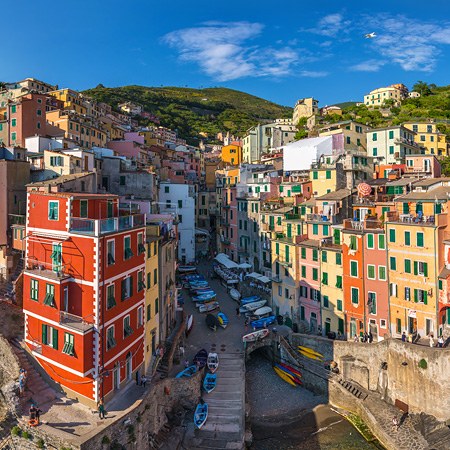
195;228;209;236
247;272;261;280
258;275;271;284
214;253;239;269
238;263;252;269
246;272;271;284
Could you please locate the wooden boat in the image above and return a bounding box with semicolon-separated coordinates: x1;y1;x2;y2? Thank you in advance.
185;314;194;337
193;349;208;368
275;364;303;385
298;349;323;361
203;373;217;393
250;315;276;330
207;352;219;373
194;401;208;429
297;345;324;359
217;312;229;329
273;366;297;387
205;314;218;331
198;302;220;313
178;265;197;273
175;365;198;378
239;300;267;314
229;288;241;301
242;328;270;342
279;362;302;378
240;295;261;305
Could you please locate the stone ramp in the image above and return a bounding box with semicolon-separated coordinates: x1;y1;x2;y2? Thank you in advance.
185;352;245;450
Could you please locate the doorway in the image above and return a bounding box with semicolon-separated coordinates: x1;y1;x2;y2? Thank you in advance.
369;320;378;341
310;313;317;333
425;318;433;336
350;319;357;337
113;364;120;390
408;317;417;334
126;352;132;381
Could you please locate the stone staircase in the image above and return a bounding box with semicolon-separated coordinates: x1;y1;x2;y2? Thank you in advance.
0;257;23;302
279;335;304;368
155;341;172;379
9;338;59;415
337;378;368;400
185;352;245;449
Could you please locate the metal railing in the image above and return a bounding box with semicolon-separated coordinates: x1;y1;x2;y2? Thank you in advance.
70;214;145;236
60;311;94;332
24;258;69;279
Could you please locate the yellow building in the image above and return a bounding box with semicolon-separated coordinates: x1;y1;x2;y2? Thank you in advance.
144;228;161;372
43;150;82;176
386;186;449;339
320;231;345;336
48;88;87;115
403;122;448;156
139;130;165;147
309;167;337;197
221;144;242;166
319;121;371;151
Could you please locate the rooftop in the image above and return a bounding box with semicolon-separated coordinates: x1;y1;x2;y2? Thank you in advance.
412;178;450;188
27;172;93;187
394;186;450;201
316;188;352;201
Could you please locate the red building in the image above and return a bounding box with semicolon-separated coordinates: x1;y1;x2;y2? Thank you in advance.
23;190;146;406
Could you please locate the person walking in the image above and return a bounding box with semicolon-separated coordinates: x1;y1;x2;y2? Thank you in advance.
140;375;147;388
401;331;406;342
368;331;373;343
438;335;444;348
429;334;435;348
392;416;399;432
408;333;413;343
98;399;106;420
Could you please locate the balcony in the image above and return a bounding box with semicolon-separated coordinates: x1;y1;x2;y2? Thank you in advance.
69;214;145;236
343;218;383;231
394;137;420;148
238;247;249;256
386;211;447;227
59;311;94;333
271;274;282;283
263;260;272;269
220;236;231;245
285;214;301;220
24;259;70;281
307;214;332;223
9;214;26;225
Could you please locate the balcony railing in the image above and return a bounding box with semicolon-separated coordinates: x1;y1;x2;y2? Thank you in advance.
386;212;447;227
24;258;70;281
271;274;282;283
59;311;94;333
307;214;331;222
343;218;383;230
9;214;26;225
70;214;145;236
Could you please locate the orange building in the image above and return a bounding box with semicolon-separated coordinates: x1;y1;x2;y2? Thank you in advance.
23;190;146;406
221;143;242;166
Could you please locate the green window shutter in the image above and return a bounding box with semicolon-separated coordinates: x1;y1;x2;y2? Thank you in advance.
378;234;385;249
313;171;318;180
404;259;411;273
313;250;318;261
367;234;374;248
439;279;443;290
336;275;342;288
402;202;409;214
368;265;375;279
313;224;318;235
405;231;410;246
333;229;341;245
301;266;306;277
287;224;292;238
390;257;396;270
279;186;284;192
389;229;396;243
423;263;428;277
275;243;279;255
301;248;306;259
322;251;327;262
350;235;357;250
313;268;318;281
423;291;428;305
414;289;418;302
323;295;329;307
42;324;48;344
336;253;342;265
297;224;301;235
323;224;329;235
414;261;418;275
417;232;424;247
337;299;343;311
285;246;289;262
379;266;386;280
322;273;328;285
351;261;358;277
351;288;358;304
52;328;58;350
326;170;331;179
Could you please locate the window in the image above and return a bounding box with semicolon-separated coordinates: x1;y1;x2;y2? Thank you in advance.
275;243;279;255
285;288;289;299
62;333;74;356
48;201;59;220
124;236;133;259
322;251;327;262
123;315;133;338
278;286;282;296
155;297;159;314
138;271;146;291
336;275;342;288
312;268;318;281
378;266;386;280
367;264;375;279
323;224;329;235
372;132;377;141
367;234;374;249
153;268;158;285
414;289;428;304
106;326;116;350
378;234;385;249
138;233;145;254
416;232;424;248
323;295;329;308
178;200;182;209
390;282;398;297
37;109;42;116
312;224;318;235
50;243;62;273
107;240;115;265
42;324;58;349
107;284;116;309
351;287;359;304
349;236;357;251
396;318;402;334
389;145;394;154
11;118;16;127
301;248;306;259
372;148;377;157
405;287;411;301
119;176;126;186
137;306;144;328
389;229;396;243
301;265;306;278
322;272;328;285
404;259;411;274
43;284;55;307
414;261;428;277
388;130;394;139
121;275;133;300
390;257;396;271
404;231;410;246
30;279;39;301
313;171;318;180
337;299;343;311
312;249;318;261
368;292;376;314
147;304;151;321
350;261;358;277
11;105;16;113
80;200;88;218
326;170;331;179
336;253;342;265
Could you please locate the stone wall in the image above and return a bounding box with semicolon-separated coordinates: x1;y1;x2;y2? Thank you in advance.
0;336;20;417
291;334;450;422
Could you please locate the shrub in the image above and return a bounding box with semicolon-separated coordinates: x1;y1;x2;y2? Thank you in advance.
101;435;110;444
11;426;21;437
418;359;427;369
22;430;31;440
36;438;45;449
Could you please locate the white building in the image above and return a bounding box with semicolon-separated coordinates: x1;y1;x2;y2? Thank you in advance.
364;85;408;107
292;98;319;125
159;182;196;263
366;126;423;165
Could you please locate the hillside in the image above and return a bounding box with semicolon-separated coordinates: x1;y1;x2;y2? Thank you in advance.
83;85;292;144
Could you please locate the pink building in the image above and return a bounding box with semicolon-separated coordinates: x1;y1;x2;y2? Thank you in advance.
405;154;441;178
220;185;238;261
107;132;149;163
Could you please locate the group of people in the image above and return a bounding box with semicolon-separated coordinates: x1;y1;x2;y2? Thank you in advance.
354;331;374;343
401;331;445;347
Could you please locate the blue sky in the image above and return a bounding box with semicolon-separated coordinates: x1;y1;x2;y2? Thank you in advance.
4;0;450;107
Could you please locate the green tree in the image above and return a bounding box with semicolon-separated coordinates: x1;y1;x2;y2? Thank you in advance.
412;81;432;96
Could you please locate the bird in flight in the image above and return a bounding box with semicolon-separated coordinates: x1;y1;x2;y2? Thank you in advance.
365;32;377;39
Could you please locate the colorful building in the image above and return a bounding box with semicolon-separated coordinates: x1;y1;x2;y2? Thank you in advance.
221;143;242;166
403;122;448;156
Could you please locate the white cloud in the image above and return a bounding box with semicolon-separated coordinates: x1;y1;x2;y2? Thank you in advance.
163;22;321;81
314;13;350;37
351;59;385;72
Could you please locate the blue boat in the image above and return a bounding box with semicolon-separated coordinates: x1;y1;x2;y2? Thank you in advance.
241;295;261;305
250;315;276;329
203;373;217;393
194;401;208;429
193;293;217;302
189;281;209;288
191;288;214;295
217;312;229;329
175;365;198;378
184;274;205;280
